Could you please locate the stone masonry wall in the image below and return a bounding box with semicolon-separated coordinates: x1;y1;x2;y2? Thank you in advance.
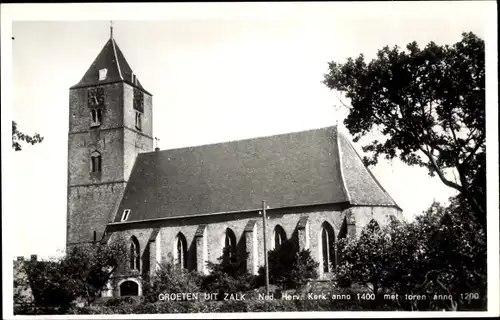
67;82;153;246
123;84;153;138
123;129;153;182
105;204;400;295
69;83;124;134
67;182;126;244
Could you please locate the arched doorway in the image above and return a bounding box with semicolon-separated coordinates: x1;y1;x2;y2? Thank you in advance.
120;280;139;296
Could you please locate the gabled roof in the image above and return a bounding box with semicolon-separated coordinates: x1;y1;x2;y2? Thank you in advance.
70;37;150;95
112;126;400;224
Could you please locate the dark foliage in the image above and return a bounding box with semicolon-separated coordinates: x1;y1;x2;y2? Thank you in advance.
12;121;44;151
323;32;486;229
22;240;127;312
257;239;319;290
334;200;486;311
142;261;202;303
202;247;258;299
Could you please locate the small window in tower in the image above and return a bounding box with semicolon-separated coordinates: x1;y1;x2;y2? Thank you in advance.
133;89;144;112
99;68;108;81
121;209;131;222
90;151;102;173
135;111;143;131
90;108;102;127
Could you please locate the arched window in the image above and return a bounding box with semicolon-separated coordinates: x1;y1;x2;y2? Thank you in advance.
175;232;187;269
90;151;102;173
273;225;287;250
321;222;336;273
129;236;140;271
90;108;103;127
223;228;237;258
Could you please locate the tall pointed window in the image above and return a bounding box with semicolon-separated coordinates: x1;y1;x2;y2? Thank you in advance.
175;233;188;269
129;236;140;271
88;87;104;127
134;88;144;131
321;222;336;273
135;111;142;131
273;225;287;250
90;108;103;127
223;228;237;258
90;151;102;173
366;219;380;232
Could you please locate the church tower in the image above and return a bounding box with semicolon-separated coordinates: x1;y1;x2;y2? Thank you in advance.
66;27;153;246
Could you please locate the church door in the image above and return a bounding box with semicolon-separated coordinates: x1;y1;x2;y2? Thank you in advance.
120;280;139;296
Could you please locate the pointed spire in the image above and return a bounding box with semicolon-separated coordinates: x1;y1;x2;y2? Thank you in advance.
110;21;114;39
70;25;151;95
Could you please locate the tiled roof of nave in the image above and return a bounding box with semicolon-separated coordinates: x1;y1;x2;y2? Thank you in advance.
113;126;400;223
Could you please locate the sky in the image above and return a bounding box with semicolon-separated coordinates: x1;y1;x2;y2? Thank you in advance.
1;2;496;260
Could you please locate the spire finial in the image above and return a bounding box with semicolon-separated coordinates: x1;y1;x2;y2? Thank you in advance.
110;20;114;39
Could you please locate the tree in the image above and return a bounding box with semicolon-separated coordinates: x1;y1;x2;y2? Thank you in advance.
389;201;486;311
334;201;486;311
334;219;391;298
23;259;75;312
323;32;486;229
23;240;127;312
60;240;127;305
12;121;44;151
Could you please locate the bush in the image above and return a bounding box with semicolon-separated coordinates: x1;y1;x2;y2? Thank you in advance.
23;260;76;312
201;247;259;298
102;296;141;307
21;240;128;312
143;261;202;303
258;239;319;290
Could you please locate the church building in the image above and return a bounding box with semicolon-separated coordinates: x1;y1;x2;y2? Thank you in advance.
66;30;402;297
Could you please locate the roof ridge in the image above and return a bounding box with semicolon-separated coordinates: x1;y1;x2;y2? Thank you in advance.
336;126;352;203
142;125;338;155
362;162;402;210
111;38;124;80
339;132;401;210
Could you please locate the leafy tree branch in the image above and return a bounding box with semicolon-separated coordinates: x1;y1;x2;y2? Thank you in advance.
12;121;44;151
323;32;486;228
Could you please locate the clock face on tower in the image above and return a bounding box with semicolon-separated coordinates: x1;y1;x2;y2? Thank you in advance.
88;87;105;108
